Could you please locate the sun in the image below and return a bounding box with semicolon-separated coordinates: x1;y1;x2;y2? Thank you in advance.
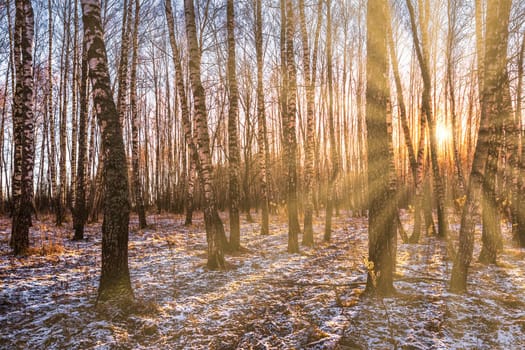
436;123;451;144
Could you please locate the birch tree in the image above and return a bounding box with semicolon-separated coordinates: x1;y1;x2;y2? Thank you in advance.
130;0;147;229
227;0;241;251
450;0;512;293
299;0;321;246
10;0;35;255
183;0;227;268
80;0;133;302
406;0;449;239
73;36;89;240
284;0;300;254
324;0;338;242
365;0;396;295
255;0;270;236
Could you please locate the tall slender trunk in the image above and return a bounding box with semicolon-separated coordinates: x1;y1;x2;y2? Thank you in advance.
255;0;269;235
130;0;147;229
70;0;79;210
474;0;503;264
386;4;416;183
446;0;465;195
5;0;15;212
143;108;149;208
183;0;226;268
280;0;288;195
226;0;241;251
410;96;430;242
59;0;72;225
114;0;133;216
365;0;396;296
0;60;10;211
450;0;511;293
386;3;416;243
165;0;198;227
284;0;300;254
116;0;130;124
355;0;366;216
299;0;322;246
324;0;338;242
73;34;89;240
10;0;35;255
406;0;448;239
242;108;254;222
152;47;161;213
37;104;48;208
81;0;133;303
47;0;58;224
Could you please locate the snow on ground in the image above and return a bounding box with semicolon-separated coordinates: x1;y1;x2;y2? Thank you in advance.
1;210;525;349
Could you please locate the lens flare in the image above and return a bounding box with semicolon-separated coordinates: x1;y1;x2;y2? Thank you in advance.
436;123;451;144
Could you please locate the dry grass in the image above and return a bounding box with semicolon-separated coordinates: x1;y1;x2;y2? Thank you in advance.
26;241;65;256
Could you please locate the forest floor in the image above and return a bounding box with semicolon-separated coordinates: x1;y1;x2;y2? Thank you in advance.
1;209;525;349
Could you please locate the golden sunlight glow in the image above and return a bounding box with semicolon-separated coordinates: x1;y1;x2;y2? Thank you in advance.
436;123;451;144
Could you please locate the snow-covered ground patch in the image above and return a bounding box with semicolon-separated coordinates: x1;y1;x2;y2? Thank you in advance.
1;211;524;349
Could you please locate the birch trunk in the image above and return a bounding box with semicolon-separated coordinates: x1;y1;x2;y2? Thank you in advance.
365;0;396;295
73;35;89;240
58;0;71;225
226;0;241;251
324;0;338;242
47;0;58;222
80;0;133;302
10;0;35;255
406;0;449;239
130;0;147;229
284;0;300;254
183;0;226;268
255;0;269;236
299;0;321;246
165;0;198;227
445;0;465;194
450;0;511;293
70;0;79;209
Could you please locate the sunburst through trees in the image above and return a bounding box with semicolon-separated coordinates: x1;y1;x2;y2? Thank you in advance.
0;0;525;346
